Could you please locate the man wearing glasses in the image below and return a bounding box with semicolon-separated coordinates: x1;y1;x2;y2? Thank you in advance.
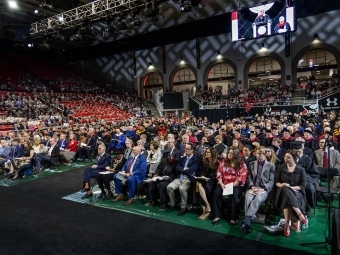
241;147;275;234
167;142;199;216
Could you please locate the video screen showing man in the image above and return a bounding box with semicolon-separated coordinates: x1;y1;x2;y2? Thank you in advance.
255;9;270;24
274;16;291;34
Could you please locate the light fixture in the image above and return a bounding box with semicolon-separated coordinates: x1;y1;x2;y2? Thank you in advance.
179;1;192;12
8;1;18;9
148;62;154;68
180;57;185;64
217;50;220;55
314;33;318;40
57;14;63;22
33;9;39;14
260;43;265;48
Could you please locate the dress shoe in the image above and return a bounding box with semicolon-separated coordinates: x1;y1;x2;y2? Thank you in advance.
244;224;253;234
198;212;210;220
147;202;155;207
178;208;186;216
98;192;106;199
104;192;113;200
228;220;238;226
125;198;134;205
212;218;220;226
112;194;124;202
158;204;167;210
81;192;93;199
166;206;175;212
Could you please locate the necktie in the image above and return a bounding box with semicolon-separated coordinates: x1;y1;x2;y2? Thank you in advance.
97;155;101;164
323;152;328;167
126;157;136;173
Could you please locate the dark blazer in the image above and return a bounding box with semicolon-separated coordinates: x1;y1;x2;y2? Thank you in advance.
156;148;181;182
247;160;275;192
111;157;127;172
122;154;147;183
303;147;314;159
87;135;97;149
95;153;111;171
176;155;200;183
276;147;287;163
297;154;319;184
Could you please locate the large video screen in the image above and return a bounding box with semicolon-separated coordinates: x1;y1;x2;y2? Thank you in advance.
231;1;296;42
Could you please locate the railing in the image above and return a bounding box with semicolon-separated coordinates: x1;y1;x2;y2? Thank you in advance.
152;93;164;116
190;96;204;109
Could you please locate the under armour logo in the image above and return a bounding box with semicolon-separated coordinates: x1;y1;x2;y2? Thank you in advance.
326;98;338;107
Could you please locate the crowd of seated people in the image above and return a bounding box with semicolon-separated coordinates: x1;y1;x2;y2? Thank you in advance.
2;101;340;238
194;83;294;107
43;108;338;238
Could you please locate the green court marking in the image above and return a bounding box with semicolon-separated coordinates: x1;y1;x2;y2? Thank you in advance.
0;161;93;187
63;186;332;255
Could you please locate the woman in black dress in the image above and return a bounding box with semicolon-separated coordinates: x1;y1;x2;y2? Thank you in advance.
197;148;219;220
275;150;308;237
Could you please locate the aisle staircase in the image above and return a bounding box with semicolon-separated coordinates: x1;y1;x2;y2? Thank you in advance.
146;100;161;117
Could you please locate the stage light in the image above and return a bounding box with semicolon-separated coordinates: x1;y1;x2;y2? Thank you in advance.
33;9;39;14
57;14;63;22
148;62;154;68
314;33;318;40
179;1;192;12
217;50;220;55
260;43;265;48
8;1;18;9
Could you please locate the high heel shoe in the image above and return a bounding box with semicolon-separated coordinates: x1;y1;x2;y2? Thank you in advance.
298;212;307;224
198;212;210;220
283;224;290;237
198;206;206;218
206;203;211;212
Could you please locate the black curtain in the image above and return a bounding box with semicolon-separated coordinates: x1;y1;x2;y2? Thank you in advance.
163;92;183;109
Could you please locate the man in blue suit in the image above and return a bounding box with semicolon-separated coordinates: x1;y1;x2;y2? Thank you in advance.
81;143;111;199
167;142;199;216
2;138;24;173
112;146;147;205
57;134;68;152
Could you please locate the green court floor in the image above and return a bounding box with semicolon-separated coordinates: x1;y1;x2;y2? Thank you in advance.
63;186;334;255
0;161;92;187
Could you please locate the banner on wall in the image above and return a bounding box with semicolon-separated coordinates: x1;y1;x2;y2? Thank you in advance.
196;38;201;69
318;92;340;111
162;45;166;74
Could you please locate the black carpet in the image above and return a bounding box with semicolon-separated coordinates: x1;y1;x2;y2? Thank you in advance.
0;167;315;255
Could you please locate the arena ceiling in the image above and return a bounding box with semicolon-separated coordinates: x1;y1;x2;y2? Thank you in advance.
0;0;340;61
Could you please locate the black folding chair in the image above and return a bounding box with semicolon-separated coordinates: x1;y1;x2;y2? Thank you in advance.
316;167;340;208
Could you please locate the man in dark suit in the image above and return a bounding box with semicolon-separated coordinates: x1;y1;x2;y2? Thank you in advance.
81;143;111;199
76;128;97;161
112;146;147;205
167;142;199;216
292;141;319;212
35;137;60;173
146;140;181;210
241;147;275;234
294;137;314;159
97;149;126;200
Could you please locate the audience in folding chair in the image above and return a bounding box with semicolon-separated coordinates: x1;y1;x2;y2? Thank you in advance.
314;138;340;189
97;148;126;200
60;133;78;163
242;146;275;234
81;143;111;199
35;137;60;174
112;146;147;205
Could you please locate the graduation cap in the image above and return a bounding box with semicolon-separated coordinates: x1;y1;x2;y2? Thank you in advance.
282;128;289;133
268;145;279;153
271;125;278;130
304;128;313;134
291;141;304;150
203;142;212;148
254;126;260;130
250;131;256;134
244;143;255;150
115;148;125;154
234;129;241;133
265;128;272;133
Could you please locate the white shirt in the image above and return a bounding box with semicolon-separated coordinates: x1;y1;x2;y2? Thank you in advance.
48;144;55;156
